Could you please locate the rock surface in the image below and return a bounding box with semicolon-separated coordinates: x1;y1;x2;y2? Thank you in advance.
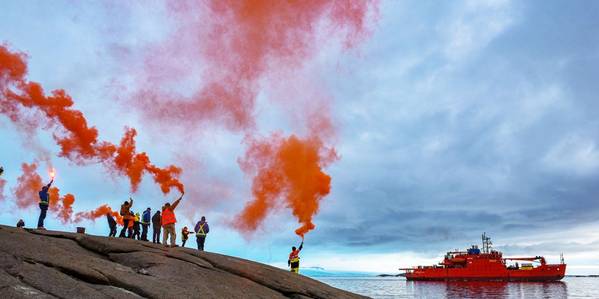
0;225;366;298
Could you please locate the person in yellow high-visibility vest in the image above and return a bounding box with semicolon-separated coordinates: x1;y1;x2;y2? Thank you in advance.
288;241;304;273
194;216;210;251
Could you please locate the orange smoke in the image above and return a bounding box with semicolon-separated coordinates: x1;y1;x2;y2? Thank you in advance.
14;162;43;209
136;0;376;130
0;45;184;195
13;162;76;224
75;204;123;225
0;178;7;201
235;133;337;237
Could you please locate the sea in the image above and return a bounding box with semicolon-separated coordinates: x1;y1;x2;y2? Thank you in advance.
312;276;599;298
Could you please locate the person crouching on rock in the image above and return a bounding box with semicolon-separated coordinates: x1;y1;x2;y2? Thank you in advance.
181;226;190;247
37;178;53;229
194;216;209;251
152;210;161;244
288;240;304;274
162;192;183;247
119;197;133;238
133;212;141;240
106;213;117;237
16;219;25;228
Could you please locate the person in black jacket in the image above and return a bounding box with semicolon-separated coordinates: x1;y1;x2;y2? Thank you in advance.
106;213;117;237
132;212;141;240
152;210;162;244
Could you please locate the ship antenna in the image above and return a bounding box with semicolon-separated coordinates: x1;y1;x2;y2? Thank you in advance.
481;232;492;253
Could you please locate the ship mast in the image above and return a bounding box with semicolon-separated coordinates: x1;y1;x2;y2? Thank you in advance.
482;232;493;253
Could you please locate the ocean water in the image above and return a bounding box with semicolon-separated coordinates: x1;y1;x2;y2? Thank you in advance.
316;277;599;298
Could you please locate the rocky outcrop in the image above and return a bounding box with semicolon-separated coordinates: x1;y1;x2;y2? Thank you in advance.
0;225;366;298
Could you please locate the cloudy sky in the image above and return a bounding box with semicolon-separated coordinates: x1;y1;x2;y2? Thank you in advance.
1;0;598;275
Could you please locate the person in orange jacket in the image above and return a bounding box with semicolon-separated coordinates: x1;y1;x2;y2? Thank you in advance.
118;197;133;238
162;193;184;247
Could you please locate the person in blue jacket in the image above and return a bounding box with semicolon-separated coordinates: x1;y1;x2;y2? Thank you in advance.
141;207;151;241
37;179;53;229
194;216;210;251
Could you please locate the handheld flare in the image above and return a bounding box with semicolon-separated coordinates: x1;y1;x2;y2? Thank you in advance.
49;168;56;180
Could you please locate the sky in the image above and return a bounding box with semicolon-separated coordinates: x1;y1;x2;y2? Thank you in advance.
1;0;599;275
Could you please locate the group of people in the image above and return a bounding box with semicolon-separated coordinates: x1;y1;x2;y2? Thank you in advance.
33;176;210;251
106;194;210;251
32;176;305;273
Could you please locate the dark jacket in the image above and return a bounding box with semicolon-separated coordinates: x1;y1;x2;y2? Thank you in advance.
151;212;161;227
194;221;209;235
106;214;117;228
38;181;52;204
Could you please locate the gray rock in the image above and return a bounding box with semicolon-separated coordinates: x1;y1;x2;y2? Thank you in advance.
0;225;367;298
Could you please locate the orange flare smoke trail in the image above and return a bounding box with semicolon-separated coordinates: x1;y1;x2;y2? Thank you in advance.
235;133;337;237
0;45;184;195
138;0;375;130
75;204;123;225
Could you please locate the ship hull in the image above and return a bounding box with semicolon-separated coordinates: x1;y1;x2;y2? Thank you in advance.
405;264;566;282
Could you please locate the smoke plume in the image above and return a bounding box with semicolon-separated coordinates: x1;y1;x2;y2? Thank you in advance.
75;204;123;225
134;0;375;131
235;133;337;237
130;0;376;236
0;45;184;195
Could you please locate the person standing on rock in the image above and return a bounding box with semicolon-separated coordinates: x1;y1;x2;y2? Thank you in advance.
37;178;53;229
141;207;151;241
106;213;117;237
194;216;209;251
162;193;184;247
127;212;134;238
181;226;191;247
152;210;162;244
133;212;141;240
288;240;304;274
118;197;133;238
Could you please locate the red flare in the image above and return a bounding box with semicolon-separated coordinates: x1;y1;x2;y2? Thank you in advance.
75;204;123;225
234;133;337;237
0;45;184;195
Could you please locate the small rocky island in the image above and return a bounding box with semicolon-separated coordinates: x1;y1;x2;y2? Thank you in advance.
0;225;366;298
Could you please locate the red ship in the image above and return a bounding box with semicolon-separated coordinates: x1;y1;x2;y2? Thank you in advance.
400;233;566;282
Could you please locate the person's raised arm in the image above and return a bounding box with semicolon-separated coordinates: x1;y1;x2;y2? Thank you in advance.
298;241;304;252
47;179;54;188
172;194;183;210
129;197;133;206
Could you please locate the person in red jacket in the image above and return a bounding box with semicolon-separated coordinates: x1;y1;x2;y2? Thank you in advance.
162;193;183;247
